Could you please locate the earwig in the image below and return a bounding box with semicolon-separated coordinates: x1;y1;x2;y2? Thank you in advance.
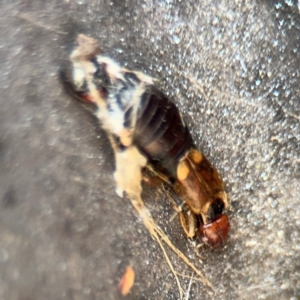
61;34;230;248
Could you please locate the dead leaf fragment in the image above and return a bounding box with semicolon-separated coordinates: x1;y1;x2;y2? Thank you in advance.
118;266;135;296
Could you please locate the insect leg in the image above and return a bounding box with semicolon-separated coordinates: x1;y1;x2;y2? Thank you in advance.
144;164;173;185
179;205;198;239
142;168;166;187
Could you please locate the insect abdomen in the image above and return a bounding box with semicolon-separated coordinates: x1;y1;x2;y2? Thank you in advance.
134;87;194;178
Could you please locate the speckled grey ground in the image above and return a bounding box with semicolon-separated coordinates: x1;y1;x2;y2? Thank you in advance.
0;1;300;299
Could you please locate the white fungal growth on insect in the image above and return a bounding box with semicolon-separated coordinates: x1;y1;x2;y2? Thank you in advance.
113;145;147;198
70;34;149;201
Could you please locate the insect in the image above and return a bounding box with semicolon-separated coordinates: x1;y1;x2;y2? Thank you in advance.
61;34;230;248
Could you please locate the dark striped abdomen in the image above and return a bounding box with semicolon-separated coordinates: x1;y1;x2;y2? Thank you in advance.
134;87;194;178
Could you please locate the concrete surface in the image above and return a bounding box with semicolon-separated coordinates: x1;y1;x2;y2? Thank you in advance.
0;0;299;299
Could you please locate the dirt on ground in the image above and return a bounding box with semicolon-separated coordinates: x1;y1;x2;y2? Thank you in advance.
0;1;299;299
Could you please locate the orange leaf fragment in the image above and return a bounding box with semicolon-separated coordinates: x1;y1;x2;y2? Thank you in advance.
118;266;135;296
